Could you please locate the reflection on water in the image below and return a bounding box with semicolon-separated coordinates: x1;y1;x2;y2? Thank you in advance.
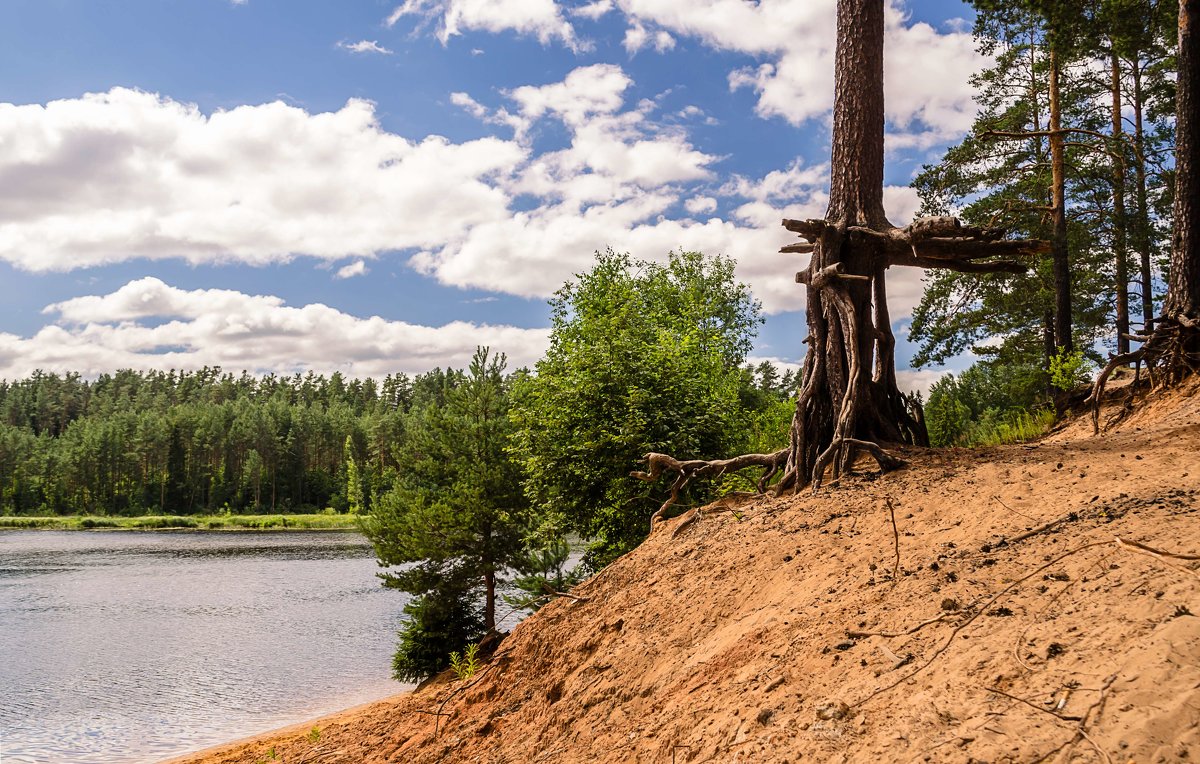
0;530;408;763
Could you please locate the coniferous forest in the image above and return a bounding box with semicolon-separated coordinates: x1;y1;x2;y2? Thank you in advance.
0;267;795;523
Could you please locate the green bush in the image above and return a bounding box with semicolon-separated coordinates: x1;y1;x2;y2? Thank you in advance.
1049;348;1092;391
511;250;762;567
926;360;1057;447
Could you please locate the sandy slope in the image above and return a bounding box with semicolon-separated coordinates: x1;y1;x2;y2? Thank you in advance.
168;382;1200;763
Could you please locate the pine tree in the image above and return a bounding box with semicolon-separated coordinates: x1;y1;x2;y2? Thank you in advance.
361;347;529;680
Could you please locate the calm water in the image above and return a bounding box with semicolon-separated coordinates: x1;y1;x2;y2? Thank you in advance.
0;531;408;764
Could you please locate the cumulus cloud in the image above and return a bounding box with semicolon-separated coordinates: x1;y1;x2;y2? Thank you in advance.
0;68;940;319
335;260;368;279
571;0;612;20
896;368;948;397
1;278;551;380
684;196;717;215
0;88;523;271
386;0;582;51
386;0;986;145
337;40;394;55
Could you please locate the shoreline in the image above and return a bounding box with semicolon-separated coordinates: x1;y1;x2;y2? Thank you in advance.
158;690;420;764
0;514;363;532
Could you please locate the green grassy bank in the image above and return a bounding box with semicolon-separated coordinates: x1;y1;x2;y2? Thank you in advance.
0;513;362;531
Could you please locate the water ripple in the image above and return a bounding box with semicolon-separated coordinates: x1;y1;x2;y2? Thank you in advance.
0;530;409;764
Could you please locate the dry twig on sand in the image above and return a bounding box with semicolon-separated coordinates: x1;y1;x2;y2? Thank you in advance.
886;498;901;582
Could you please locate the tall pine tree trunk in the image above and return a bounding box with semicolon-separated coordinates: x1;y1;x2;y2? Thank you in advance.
1090;0;1200;428
1112;48;1132;355
783;0;914;491
484;569;496;631
640;0;1045;504
1132;54;1157;333
1168;0;1200;319
1049;45;1074;353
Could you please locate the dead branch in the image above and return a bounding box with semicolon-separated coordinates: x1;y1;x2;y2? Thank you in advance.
888;250;1028;274
781;218;826;240
670;508;700;539
846;612;959;639
1089;316;1200;433
1115;536;1200;579
1009;514;1076;544
983;686;1083;722
811;438;906;492
992;494;1037;522
632;450;788;528
1040;675;1118;764
540;582;592;602
886;497;901;582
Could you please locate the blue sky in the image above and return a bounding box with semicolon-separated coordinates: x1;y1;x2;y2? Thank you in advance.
0;0;983;388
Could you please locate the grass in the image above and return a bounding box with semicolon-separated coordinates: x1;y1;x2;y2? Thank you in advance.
0;513;362;531
969;408;1057;447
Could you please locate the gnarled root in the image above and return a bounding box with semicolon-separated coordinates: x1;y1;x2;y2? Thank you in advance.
811;437;907;491
1088;315;1200;433
632;450;788;529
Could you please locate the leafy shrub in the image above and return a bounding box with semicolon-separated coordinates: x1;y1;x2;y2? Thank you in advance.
1049;348;1092;391
449;642;481;681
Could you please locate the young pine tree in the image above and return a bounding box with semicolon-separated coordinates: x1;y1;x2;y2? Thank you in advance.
361;347;529;682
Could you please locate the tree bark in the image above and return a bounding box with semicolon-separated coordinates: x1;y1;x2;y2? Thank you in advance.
1112;48;1132;355
1168;0;1200;319
637;0;1043;507
782;0;911;491
1049;45;1074;353
484;569;496;631
1089;0;1200;429
1131;54;1157;333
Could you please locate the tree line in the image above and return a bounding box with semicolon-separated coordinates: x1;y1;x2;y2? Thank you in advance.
0;294;790;528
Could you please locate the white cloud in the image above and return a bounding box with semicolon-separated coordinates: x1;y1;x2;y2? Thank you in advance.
572;0;613;19
896;368;947;397
622;23;675;54
337;40;394;55
506;63;631;128
0;88;524;271
2;278;551;380
623;23;649;53
0;65;944;324
335;260;368;279
389;0;986;146
386;0;582;51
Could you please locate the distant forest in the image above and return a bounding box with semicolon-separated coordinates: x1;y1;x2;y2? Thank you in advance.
0;361;792;517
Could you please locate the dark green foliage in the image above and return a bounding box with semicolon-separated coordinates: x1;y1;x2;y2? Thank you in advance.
391;582;485;683
925;361;1054;446
504;538;585;612
0;367;416;517
913;1;1175;375
511;250;766;567
361;348;530;680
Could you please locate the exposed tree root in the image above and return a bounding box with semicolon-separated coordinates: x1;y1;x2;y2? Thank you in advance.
634;213;1044;528
1089;315;1200;433
632;450;788;529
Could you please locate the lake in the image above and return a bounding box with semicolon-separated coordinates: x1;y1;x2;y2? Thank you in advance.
0;530;408;763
